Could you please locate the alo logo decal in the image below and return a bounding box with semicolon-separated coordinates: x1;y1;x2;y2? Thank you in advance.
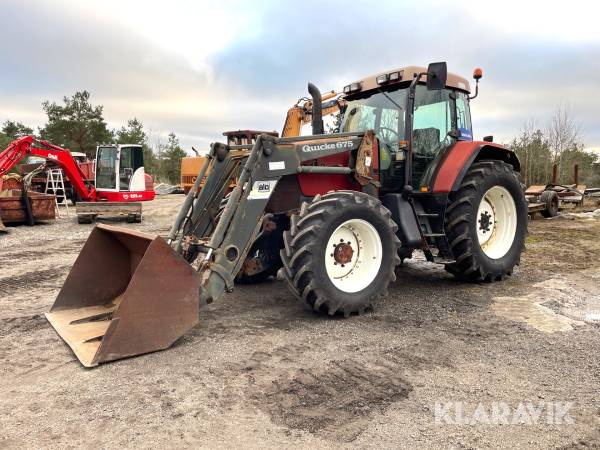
248;180;278;200
47;154;59;160
257;182;271;193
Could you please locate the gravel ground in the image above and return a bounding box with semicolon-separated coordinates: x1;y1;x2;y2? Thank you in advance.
1;195;599;449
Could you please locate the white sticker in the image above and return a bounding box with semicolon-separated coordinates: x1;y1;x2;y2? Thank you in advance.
269;161;285;171
365;156;372;166
247;180;278;200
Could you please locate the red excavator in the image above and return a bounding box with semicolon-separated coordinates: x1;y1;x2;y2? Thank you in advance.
0;136;155;223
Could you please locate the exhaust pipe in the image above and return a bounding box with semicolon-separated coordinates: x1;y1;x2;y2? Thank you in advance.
308;82;324;135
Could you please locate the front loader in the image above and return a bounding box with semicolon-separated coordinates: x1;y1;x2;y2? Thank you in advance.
46;62;528;366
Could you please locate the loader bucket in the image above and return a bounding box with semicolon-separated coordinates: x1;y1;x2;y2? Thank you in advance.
45;224;200;367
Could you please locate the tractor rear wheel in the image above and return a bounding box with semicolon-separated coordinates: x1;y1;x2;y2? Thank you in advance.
444;161;527;282
281;191;400;316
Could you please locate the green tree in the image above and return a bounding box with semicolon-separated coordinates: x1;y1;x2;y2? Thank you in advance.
115;118;158;176
40;91;112;156
509;114;599;186
546;104;584;183
2;120;33;139
560;147;599;185
158;132;186;184
508;122;552;185
0;131;12;149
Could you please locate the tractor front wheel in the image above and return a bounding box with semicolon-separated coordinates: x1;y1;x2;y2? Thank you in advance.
281;191;400;316
444;161;527;281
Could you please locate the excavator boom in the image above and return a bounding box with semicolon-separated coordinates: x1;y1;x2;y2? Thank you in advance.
281;91;342;137
0;136;95;200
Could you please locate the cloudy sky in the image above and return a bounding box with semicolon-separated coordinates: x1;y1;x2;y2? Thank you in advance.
1;0;600;154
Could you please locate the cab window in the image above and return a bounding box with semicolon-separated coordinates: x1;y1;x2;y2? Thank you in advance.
412;87;453;157
456;92;472;139
119;146;144;191
96;146;117;189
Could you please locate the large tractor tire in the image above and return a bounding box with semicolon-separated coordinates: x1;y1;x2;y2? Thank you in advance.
444;161;527;282
281;191;400;317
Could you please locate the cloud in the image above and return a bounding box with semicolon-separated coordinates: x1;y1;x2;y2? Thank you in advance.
1;0;600;154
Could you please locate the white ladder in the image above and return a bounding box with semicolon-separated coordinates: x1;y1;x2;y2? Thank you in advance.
45;168;69;217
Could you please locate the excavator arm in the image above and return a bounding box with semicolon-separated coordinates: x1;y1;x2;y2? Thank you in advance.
281;91;342;137
0;136;95;200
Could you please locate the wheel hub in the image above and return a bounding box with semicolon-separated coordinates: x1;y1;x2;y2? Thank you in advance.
478;210;492;234
333;242;354;265
325;219;383;293
476;186;517;259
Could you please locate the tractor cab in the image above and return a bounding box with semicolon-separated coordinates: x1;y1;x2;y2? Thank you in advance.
95;144;153;201
339;66;474;193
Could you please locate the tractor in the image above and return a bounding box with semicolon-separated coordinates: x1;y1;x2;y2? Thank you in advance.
45;62;528;367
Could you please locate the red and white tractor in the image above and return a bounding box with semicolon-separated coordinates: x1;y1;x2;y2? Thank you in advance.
45;62;530;367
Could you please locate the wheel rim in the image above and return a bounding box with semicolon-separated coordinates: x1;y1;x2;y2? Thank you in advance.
477;186;517;259
325;219;382;293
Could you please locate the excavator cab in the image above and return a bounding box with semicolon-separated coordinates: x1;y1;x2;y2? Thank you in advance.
95;145;146;194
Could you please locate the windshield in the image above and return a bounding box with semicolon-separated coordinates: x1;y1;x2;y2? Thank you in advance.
341;86;407;154
341;84;459;190
341;85;455;157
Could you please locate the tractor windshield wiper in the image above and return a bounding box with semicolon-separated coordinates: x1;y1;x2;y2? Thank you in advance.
377;89;404;111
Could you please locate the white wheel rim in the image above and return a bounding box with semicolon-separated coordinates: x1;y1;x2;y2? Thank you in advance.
477;186;517;259
325;219;383;293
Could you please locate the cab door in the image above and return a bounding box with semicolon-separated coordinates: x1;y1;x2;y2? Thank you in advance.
118;145;145;192
95;146;119;192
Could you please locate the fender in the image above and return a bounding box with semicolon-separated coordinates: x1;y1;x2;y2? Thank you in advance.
431;141;520;193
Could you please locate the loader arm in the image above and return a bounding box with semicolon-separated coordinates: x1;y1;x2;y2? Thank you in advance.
191;132;366;305
0;135;95;200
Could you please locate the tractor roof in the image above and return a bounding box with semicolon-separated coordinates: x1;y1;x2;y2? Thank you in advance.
347;66;471;95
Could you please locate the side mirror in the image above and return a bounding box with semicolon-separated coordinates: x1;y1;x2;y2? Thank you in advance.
426;62;447;90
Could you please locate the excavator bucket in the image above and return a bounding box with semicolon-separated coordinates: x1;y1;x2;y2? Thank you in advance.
45;224;200;367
